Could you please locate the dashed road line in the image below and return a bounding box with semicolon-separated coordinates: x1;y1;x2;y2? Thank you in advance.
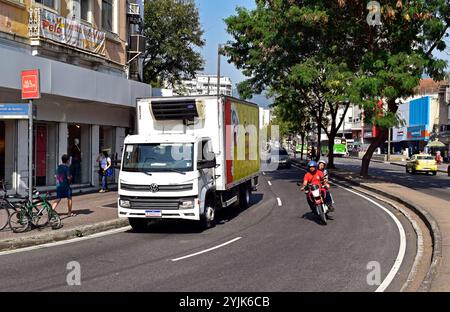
277;198;282;206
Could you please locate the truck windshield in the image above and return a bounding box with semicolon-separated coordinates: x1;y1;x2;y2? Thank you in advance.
122;143;193;172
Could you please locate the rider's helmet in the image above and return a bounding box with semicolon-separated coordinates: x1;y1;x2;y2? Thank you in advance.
318;159;327;167
307;160;318;169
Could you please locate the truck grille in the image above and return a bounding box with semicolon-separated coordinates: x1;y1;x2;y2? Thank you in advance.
120;196;194;210
121;183;193;192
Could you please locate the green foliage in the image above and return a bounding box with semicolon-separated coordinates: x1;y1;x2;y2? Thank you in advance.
143;0;205;88
225;0;450;132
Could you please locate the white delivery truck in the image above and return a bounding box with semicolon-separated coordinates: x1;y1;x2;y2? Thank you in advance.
118;95;260;231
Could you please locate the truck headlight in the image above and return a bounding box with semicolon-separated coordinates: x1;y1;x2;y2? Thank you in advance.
179;199;194;209
120;199;131;208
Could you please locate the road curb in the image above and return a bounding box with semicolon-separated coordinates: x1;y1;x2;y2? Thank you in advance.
0;218;130;252
291;158;442;292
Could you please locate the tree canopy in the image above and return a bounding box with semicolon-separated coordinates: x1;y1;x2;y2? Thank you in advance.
143;0;205;88
225;0;450;175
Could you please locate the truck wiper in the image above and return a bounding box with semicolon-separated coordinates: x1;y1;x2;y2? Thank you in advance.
143;171;153;176
165;168;186;175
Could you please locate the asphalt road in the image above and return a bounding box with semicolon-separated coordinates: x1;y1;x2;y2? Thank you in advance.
0;166;416;292
333;158;450;202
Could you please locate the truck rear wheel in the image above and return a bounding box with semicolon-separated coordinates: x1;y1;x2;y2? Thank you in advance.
128;218;149;232
239;185;251;209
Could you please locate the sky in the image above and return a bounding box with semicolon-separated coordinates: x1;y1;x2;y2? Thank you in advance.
194;0;272;107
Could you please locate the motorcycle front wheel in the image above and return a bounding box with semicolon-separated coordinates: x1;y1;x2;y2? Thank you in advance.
316;205;327;225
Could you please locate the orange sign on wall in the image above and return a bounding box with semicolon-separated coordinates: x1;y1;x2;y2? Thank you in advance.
21;69;40;100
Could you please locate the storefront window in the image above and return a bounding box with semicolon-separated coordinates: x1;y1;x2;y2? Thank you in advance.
68;124;91;185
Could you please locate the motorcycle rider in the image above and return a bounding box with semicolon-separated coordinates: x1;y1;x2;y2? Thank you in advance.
300;161;333;213
318;159;335;211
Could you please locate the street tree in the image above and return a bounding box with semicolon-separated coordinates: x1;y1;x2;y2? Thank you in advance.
226;0;450;176
143;0;205;88
330;0;450;176
270;96;312;160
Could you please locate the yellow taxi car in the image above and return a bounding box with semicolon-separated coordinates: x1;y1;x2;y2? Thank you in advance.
406;154;437;175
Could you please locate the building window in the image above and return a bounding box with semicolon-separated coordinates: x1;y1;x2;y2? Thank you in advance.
102;0;113;32
80;0;90;21
348;117;353;123
36;0;55;9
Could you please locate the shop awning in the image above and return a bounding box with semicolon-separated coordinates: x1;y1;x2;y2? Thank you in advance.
426;140;446;147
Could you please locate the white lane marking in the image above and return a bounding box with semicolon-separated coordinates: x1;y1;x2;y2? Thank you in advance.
277;198;282;206
171;237;242;262
0;226;131;256
292;163;406;292
262;172;266;176
268;181;272;186
335;185;407;292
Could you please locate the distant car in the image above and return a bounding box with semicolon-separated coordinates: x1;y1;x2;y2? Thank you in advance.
406;154;437;175
269;147;291;169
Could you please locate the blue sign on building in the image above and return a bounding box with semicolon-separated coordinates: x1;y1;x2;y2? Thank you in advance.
0;103;31;119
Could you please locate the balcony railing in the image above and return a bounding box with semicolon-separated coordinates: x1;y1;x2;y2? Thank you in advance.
28;8;106;56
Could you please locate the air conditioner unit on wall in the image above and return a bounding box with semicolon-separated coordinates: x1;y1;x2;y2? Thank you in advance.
129;35;145;54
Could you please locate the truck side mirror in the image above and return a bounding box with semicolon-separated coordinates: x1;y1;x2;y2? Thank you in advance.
197;157;216;170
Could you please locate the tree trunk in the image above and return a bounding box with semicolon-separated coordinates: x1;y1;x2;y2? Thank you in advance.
300;133;305;160
360;99;398;177
314;120;322;161
360;128;388;177
327;122;338;169
328;137;335;169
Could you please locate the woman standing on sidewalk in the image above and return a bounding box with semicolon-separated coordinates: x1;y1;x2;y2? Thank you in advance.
52;154;75;217
98;151;112;193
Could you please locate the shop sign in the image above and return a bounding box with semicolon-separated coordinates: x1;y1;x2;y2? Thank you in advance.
21;69;40;99
39;9;106;55
407;125;429;140
0;103;34;119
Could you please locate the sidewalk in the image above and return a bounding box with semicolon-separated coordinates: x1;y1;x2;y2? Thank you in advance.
0;190;128;251
292;157;450;291
348;156;449;174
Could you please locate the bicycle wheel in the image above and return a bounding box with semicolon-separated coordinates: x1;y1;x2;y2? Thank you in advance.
9;210;30;233
0;206;10;231
49;210;62;230
31;202;50;228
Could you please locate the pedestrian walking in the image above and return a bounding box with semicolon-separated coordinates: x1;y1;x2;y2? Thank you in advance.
97;151;112;193
52;154;75;216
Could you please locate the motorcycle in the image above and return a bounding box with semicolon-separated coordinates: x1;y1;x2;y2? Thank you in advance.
298;182;329;225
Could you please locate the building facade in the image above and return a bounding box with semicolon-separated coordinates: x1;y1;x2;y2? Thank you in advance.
172;74;233;96
392;95;440;154
0;0;150;194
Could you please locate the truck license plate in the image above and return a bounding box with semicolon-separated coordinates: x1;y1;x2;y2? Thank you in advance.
145;210;162;217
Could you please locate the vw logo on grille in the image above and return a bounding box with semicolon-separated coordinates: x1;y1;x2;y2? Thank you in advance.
149;183;159;193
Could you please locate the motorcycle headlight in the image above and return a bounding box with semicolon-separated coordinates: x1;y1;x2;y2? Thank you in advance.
120;199;131;208
179;199;194;209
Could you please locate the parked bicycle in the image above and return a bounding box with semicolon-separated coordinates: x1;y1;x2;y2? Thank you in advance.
8;189;62;233
0;180;27;231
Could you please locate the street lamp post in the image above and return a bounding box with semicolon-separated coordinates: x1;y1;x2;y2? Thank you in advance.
387;127;391;161
217;44;223;98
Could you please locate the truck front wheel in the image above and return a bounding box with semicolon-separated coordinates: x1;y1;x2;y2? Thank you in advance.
128;218;149;232
200;203;215;230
